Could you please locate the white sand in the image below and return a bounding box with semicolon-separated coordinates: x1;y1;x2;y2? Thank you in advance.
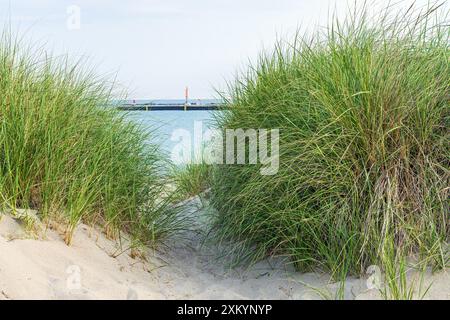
0;198;448;300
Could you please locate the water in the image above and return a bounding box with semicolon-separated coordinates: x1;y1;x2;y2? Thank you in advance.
124;110;220;156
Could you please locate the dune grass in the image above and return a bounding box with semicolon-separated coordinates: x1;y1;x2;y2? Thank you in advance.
210;2;449;281
0;32;181;246
171;162;211;200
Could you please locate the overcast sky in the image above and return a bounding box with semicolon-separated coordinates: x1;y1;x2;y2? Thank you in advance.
0;0;443;99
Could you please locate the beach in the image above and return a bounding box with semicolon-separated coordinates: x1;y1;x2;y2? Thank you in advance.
1;198;448;300
0;1;448;303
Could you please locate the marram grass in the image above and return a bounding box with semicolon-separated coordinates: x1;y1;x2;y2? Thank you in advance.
171;162;212;200
0;32;181;246
210;3;449;277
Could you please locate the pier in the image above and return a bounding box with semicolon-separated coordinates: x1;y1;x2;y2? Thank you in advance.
118;87;225;111
117;103;224;111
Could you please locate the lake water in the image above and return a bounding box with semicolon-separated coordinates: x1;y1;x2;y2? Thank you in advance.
124;110;221;156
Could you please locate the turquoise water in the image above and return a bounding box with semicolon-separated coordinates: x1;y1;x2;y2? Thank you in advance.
125;110;220;155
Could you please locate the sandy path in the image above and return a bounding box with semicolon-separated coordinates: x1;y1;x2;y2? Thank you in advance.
0;198;448;300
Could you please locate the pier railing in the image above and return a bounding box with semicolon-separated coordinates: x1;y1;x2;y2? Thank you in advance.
117;103;224;111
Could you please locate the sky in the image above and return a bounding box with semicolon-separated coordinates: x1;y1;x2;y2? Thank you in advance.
0;0;444;99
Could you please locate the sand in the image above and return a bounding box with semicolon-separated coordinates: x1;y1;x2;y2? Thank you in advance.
0;198;448;300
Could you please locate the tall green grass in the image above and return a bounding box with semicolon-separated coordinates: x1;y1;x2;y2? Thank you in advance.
210;2;449;278
171;162;211;200
0;32;180;246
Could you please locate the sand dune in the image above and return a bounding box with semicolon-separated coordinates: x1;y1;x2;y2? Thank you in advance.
0;199;448;300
